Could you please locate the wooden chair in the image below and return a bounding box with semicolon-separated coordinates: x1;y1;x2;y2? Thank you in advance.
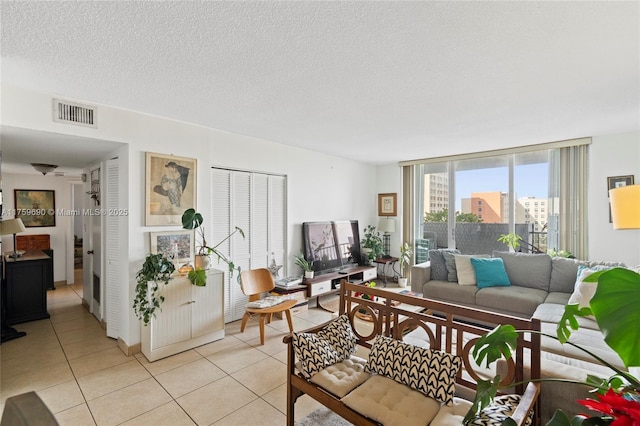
240;268;297;345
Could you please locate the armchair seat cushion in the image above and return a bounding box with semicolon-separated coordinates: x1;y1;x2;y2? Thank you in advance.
341;375;441;426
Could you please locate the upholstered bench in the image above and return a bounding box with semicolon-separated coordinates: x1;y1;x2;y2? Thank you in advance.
284;281;541;426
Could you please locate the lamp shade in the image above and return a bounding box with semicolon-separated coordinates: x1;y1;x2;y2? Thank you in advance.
610;184;640;230
378;217;396;233
0;218;26;236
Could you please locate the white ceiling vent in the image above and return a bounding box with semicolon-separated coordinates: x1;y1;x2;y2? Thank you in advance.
53;99;97;128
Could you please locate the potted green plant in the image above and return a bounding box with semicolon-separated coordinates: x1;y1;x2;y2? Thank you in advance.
464;267;640;425
294;252;314;279
398;242;413;287
133;253;176;326
361;225;384;263
182;208;244;285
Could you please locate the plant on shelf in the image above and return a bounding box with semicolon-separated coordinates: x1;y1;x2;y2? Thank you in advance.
134;253;176;326
294;252;314;279
547;249;575;259
497;233;544;254
361;225;384;262
464;267;640;425
182;208;245;285
398;242;413;287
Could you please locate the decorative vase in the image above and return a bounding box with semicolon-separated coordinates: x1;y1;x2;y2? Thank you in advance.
304;270;314;279
398;277;408;288
194;254;210;270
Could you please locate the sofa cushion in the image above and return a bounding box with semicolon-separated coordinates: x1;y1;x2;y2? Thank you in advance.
476;286;547;318
424;280;478;305
492;251;552;291
429;249;461;281
471;258;511;288
292;314;357;378
455;254;490;285
532;303;600;331
543;292;571;305
366;335;462;405
309;356;370;398
341;375;441;426
549;257;626;293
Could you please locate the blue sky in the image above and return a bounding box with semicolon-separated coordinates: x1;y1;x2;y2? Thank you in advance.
455;163;548;210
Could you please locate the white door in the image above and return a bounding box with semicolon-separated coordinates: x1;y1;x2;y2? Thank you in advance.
87;165;103;322
104;158;122;338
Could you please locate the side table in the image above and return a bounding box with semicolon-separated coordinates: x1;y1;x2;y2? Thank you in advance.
373;257;398;287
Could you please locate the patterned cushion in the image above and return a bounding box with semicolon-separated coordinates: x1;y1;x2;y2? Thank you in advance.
470;394;533;426
365;335;462;405
292;314;357;379
429;249;460;281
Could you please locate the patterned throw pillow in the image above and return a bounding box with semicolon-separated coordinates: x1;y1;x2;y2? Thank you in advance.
470;394;533;426
292;314;357;379
365;335;462;405
429;249;461;281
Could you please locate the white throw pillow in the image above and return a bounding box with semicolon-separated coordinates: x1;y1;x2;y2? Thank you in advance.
455;254;489;286
567;266;608;309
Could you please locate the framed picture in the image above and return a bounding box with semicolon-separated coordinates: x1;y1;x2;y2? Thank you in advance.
150;230;195;263
145;152;197;226
607;175;634;223
14;189;56;227
378;193;397;217
607;175;634;194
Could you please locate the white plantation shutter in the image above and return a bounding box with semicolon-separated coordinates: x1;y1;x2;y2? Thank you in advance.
211;167;287;323
269;175;287;274
105;158;122;339
253;174;269;268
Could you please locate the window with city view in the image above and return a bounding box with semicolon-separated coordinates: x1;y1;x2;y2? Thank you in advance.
415;150;554;261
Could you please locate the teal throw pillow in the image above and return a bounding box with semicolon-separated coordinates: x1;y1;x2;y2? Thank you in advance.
471;258;511;289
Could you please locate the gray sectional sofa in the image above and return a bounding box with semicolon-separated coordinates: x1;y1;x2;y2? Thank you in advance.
410;250;629;422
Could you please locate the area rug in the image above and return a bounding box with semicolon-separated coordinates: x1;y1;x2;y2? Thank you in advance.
318;293;341;313
295;407;352;426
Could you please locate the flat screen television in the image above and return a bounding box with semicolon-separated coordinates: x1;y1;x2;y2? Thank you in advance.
302;220;361;274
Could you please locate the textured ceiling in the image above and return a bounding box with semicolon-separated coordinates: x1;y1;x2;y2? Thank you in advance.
1;1;639;166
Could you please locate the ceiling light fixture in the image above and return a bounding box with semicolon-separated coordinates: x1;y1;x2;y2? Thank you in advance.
31;163;58;175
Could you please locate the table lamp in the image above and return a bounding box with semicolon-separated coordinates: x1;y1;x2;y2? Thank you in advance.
377;217;396;258
0;218;27;258
609;184;640;230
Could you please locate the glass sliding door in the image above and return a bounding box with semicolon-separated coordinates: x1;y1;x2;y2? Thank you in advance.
454;156;509;254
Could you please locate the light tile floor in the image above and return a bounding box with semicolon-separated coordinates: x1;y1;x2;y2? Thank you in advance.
0;278;338;425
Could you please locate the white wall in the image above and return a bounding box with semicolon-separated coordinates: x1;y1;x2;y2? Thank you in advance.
1;84;378;347
588;132;640;266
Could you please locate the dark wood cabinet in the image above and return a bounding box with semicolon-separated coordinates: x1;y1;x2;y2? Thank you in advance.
3;251;52;325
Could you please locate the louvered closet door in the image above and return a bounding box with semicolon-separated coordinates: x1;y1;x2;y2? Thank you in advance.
211;168;287;323
105;158;122;339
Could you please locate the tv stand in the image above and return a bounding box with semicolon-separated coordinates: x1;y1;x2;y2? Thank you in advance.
303;265;376;309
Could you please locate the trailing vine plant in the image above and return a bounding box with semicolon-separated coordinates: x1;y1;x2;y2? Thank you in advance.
133;253;176;325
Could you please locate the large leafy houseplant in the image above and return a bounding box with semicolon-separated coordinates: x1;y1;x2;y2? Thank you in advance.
361;225;384;261
181;208;244;285
464;268;640;425
134;253;175;325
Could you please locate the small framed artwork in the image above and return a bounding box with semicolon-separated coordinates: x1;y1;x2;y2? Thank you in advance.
378;193;397;217
146;152;197;226
14;189;56;227
607;175;634;194
150;230;195;263
607;175;634;223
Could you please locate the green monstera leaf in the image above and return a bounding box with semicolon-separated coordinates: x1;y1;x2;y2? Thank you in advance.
584;268;640;368
472;324;518;367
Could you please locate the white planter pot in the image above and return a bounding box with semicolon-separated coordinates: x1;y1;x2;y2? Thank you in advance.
304;271;314;279
194;254;210;270
398;277;408;288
